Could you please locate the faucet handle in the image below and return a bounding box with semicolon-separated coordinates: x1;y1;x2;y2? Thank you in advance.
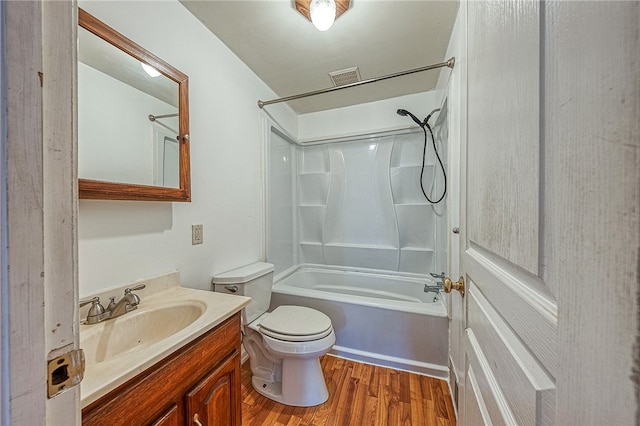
124;284;145;306
79;296;100;308
125;284;146;293
79;297;106;323
429;272;446;279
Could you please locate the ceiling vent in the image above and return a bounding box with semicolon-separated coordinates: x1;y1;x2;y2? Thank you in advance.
329;67;361;87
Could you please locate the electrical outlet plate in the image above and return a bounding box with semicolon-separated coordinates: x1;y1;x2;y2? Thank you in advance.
192;224;203;245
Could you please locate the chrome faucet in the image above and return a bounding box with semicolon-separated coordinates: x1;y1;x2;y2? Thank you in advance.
79;284;146;324
109;285;145;318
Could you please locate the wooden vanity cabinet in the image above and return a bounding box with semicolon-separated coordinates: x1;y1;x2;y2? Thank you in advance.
186;351;239;426
82;313;242;426
150;404;180;426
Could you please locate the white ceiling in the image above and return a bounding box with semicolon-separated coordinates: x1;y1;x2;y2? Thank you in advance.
180;0;459;114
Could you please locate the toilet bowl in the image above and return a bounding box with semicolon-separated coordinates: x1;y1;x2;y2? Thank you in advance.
212;263;335;407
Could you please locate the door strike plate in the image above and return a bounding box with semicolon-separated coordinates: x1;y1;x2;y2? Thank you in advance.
47;348;85;398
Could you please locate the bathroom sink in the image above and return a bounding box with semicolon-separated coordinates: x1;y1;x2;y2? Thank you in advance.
81;301;205;365
79;278;251;408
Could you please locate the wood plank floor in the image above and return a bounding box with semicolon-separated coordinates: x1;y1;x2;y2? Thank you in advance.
241;355;456;426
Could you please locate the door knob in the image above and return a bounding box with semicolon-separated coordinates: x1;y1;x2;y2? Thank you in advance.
444;276;465;297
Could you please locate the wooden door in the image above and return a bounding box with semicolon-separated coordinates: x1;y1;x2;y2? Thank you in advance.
186;352;242;426
454;1;639;424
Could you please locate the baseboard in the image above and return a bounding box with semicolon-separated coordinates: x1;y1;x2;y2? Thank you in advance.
329;345;449;380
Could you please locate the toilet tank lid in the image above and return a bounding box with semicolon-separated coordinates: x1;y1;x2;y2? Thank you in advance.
212;262;275;284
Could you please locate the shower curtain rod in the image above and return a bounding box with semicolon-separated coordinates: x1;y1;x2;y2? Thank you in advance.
148;113;179;136
148;113;178;121
258;57;455;109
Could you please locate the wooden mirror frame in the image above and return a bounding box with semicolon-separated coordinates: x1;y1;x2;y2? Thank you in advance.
78;8;191;201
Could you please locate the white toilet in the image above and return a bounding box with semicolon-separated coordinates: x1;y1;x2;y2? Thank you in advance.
212;262;335;407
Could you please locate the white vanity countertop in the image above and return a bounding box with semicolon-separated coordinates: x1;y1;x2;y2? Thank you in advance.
79;273;250;408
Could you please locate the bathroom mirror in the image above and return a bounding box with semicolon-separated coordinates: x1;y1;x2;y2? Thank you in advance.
78;8;191;201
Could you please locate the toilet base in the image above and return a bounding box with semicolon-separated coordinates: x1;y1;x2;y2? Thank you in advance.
251;357;329;407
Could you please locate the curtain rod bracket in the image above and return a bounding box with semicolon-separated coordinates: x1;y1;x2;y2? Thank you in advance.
258;57;455;109
446;57;455;68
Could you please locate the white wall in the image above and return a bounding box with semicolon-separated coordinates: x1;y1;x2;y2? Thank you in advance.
78;0;297;296
298;91;441;142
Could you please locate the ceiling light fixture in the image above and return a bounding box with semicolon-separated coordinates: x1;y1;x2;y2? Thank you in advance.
309;0;336;31
295;0;350;32
141;63;161;78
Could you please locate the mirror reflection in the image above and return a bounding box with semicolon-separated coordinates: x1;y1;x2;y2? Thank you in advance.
78;8;190;201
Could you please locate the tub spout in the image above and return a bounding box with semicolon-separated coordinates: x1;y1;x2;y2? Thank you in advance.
424;282;443;302
424;283;443;293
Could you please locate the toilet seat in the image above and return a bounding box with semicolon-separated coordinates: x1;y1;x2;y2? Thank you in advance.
260;326;333;342
257;306;333;342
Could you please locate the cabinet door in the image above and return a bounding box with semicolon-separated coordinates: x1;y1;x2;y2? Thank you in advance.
185;351;241;426
150;404;180;426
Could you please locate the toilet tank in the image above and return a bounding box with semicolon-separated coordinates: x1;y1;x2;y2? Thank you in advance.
212;262;275;324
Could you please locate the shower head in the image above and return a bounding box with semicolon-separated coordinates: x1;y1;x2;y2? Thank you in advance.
396;109;424;127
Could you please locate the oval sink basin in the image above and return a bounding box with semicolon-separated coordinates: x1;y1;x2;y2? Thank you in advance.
81;301;205;365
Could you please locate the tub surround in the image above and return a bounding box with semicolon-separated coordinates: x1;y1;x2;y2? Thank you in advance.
294;133;446;275
80;272;250;408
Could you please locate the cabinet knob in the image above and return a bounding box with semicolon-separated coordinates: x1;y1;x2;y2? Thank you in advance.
193;413;202;426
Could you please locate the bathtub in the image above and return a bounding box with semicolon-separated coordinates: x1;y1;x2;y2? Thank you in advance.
270;264;449;379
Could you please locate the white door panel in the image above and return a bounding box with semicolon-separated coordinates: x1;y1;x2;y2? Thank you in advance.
466;0;541;277
465;366;492;426
465;246;557;375
465;329;517;425
453;1;639;425
459;0;558;424
467;285;555;425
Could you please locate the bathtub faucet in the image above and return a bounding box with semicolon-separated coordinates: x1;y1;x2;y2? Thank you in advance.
425;272;446;301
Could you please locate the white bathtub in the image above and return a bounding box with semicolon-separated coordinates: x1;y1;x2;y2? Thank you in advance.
270;264;449;378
